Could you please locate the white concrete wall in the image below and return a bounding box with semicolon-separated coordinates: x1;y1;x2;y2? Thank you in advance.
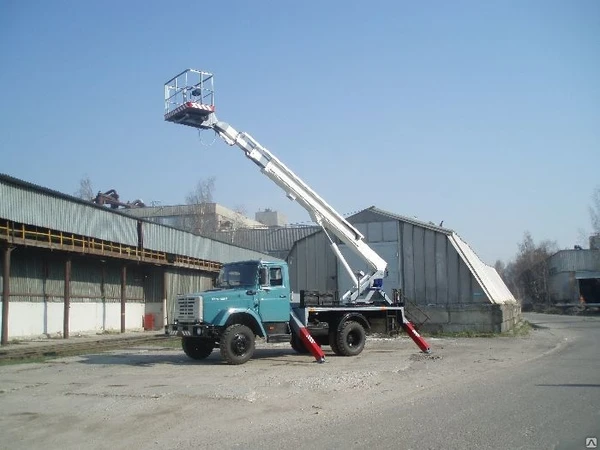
0;301;145;340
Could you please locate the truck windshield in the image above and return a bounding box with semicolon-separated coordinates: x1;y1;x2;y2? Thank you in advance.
215;262;259;289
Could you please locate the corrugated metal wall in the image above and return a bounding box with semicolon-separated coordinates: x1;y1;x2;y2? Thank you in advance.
0;248;215;325
287;216;497;305
548;272;578;303
547;249;600;303
288;231;337;293
548;250;600;273
0;249;152;304
398;222;483;305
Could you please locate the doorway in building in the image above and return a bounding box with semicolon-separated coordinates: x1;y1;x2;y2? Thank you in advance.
578;278;600;303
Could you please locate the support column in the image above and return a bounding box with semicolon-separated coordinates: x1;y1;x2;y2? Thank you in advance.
63;258;71;339
100;262;106;331
1;246;13;346
163;269;168;328
121;265;127;333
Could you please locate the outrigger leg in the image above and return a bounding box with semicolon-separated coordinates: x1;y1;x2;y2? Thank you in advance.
402;320;431;353
289;311;326;363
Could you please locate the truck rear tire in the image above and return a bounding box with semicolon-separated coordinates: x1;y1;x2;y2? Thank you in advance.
219;324;255;365
329;332;342;355
182;337;214;360
336;321;366;356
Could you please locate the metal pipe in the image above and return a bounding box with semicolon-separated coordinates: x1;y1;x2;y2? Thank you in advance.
1;246;12;345
63;258;71;339
120;265;126;333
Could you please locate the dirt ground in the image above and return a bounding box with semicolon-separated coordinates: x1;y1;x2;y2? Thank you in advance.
0;320;574;450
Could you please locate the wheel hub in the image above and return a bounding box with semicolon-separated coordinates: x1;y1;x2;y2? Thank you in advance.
232;334;248;354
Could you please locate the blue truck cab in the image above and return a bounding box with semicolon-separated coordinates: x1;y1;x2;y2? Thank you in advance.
166;260;294;364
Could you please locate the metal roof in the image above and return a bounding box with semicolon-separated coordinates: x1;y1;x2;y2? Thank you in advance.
0;173;280;263
348;206;454;234
204;226;320;258
0;173;137;219
548;249;600;273
449;233;516;304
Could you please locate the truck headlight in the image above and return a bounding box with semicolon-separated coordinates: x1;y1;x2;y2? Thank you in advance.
197;296;203;323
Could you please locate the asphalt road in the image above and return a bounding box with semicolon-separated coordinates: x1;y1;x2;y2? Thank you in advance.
276;313;600;450
0;313;598;450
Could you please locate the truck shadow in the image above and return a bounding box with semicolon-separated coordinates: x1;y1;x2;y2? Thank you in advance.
75;347;325;367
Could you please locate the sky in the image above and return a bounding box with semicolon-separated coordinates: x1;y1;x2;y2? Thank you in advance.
1;0;598;265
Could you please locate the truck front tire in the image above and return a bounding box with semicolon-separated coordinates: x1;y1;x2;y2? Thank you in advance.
336;321;366;356
182;337;214;360
220;324;255;365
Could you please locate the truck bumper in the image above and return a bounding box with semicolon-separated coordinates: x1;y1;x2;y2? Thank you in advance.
165;324;219;338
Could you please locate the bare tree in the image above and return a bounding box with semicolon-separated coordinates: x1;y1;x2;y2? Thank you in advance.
231;204;249;230
504;232;557;305
494;260;506;278
590;185;600;234
185;177;216;234
74;176;94;201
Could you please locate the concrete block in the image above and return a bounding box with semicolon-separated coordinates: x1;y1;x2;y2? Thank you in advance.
448;306;494;326
412;302;522;334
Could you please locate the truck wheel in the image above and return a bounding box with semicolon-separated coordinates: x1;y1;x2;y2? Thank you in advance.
329;332;342;355
181;337;214;360
336;321;366;356
219;324;255;365
290;334;309;354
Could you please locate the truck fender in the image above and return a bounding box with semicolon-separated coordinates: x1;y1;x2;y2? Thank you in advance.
333;313;370;334
216;308;267;337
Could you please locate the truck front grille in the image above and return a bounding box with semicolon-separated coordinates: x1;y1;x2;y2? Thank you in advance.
175;296;202;322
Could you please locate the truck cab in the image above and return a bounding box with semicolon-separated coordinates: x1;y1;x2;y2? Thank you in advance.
166;260;293;364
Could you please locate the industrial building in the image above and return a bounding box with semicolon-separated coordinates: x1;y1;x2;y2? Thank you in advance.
1;173;520;341
547;247;600;304
287;207;520;333
0;174;276;344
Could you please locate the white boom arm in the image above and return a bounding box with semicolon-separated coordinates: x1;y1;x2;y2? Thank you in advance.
212;120;392;304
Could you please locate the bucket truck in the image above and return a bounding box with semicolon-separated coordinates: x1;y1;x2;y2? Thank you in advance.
163;69;430;364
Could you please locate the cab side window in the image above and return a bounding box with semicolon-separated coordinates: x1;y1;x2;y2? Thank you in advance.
269;267;283;287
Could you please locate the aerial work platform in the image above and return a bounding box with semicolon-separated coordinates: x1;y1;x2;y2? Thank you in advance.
164;69;215;129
